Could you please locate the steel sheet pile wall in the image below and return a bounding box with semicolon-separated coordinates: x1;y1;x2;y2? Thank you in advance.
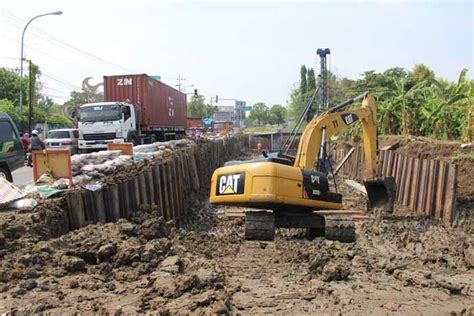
66;137;243;231
332;146;458;223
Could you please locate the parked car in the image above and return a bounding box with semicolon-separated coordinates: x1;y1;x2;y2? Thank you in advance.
0;112;24;182
45;129;79;154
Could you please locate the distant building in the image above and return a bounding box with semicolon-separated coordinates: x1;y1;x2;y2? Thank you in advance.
212;100;247;128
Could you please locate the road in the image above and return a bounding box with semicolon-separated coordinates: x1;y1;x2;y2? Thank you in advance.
12;166;33;188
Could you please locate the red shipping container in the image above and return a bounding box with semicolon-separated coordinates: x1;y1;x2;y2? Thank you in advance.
187;118;202;129
103;74;187;132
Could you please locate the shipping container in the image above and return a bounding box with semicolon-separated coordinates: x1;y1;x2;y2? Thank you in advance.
187;118;202;129
103;74;187;132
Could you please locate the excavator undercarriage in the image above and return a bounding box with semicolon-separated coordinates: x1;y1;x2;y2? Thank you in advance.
245;210;356;242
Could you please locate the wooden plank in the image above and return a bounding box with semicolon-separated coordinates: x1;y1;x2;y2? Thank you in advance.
378;150;389;176
67;191;86;230
378;150;385;176
138;172;148;205
160;164;171;220
402;157;414;207
434;161;448;220
153;164;163;216
416;159;429;213
166;162;177;220
443;164;458;224
146;168;155;206
397;156;407;203
133;176;141;208
393;154;402;195
425;160;438;216
118;181;130;218
409;158;421;211
189;151;200;189
93;189;106;223
83;189;96;224
334;147;355;175
386;151;395;177
105;185;120;221
170;159;181;220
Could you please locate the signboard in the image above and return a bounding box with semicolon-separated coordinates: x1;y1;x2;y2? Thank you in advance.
107;143;134;156
33;150;72;186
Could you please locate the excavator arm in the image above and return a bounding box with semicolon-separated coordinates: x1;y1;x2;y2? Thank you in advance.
294;93;396;212
295;94;378;179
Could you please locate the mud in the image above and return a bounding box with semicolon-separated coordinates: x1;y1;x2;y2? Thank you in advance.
1;182;472;314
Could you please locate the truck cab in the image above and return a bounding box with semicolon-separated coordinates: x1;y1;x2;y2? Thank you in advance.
78;102;137;151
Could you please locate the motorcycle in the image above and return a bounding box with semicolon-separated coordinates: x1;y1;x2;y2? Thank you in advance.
25;151;32;167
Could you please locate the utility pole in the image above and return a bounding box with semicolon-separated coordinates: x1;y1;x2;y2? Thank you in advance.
175;75;187;92
28;60;33;134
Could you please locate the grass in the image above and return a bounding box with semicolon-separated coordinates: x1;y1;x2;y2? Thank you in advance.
453;151;474;162
244;126;281;133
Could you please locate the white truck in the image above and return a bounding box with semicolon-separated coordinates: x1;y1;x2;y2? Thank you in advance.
78;102;136;151
78;74;187;152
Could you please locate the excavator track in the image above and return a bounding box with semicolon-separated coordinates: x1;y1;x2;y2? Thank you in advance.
245;211;275;241
323;215;356;243
244;211;356;243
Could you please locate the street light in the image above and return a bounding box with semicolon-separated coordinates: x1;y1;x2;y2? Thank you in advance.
19;11;63;112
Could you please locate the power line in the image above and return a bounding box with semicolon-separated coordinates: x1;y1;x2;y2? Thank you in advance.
42;71;81;90
2;9;134;72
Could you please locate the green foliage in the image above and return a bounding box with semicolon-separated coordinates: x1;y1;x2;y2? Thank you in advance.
63;90;104;120
307;68;316;91
269;104;287;125
187;94;216;118
287;63;472;140
453;151;474;162
0;99;24;125
47;114;73;128
249;102;270;125
300;66;307;95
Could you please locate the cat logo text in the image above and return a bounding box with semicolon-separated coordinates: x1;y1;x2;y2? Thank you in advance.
216;173;245;195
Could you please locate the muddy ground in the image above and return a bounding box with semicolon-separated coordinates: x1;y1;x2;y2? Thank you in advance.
0;180;472;315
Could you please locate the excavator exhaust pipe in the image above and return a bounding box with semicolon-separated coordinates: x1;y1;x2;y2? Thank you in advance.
363;177;397;213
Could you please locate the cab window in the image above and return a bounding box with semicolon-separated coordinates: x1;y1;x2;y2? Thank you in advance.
0;121;18;142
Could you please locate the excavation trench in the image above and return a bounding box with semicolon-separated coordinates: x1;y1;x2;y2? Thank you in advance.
0;138;472;314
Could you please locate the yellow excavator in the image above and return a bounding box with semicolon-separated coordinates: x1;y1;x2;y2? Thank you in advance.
209;92;396;242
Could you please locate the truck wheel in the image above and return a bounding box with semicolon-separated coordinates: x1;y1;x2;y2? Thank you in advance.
0;166;13;182
131;136;138;146
150;134;158;144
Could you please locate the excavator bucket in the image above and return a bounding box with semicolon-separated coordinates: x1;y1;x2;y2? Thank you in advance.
363;177;397;213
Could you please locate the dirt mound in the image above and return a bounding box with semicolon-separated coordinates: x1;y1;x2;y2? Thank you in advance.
0;205;243;314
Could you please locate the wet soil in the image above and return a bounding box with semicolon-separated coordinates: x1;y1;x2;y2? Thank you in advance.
1;181;472;314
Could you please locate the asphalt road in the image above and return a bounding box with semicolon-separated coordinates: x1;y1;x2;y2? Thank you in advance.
12;166;33;189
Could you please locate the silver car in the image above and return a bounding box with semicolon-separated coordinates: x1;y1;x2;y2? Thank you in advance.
45;129;79;154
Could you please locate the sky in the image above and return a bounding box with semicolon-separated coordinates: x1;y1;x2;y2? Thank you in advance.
0;0;472;107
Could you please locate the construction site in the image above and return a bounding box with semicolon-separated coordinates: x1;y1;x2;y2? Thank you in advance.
0;125;473;314
0;2;473;314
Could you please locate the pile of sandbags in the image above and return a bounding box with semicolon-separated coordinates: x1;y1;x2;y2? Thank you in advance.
69;139;194;185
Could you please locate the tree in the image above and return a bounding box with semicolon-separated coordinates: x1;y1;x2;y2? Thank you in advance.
249;102;269;125
269;104;287;125
300;66;307;95
48;114;73;128
187;94;216;118
307;68;316;92
0;68;29;106
63;90;104;120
